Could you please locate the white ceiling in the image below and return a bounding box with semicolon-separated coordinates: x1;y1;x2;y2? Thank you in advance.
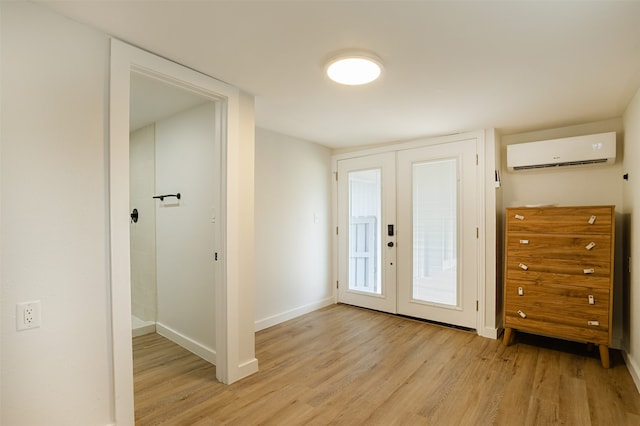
41;1;640;149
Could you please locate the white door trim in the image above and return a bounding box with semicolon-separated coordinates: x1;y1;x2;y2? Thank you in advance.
331;131;495;337
110;39;257;425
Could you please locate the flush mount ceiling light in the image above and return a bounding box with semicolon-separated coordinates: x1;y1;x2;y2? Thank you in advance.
326;51;383;85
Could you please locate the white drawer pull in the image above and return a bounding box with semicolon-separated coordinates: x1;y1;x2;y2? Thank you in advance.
585;242;596;250
584;268;595;274
519;239;529;244
589;215;597;224
514;214;524;220
588;295;595;305
587;320;600;326
519;263;529;271
518;310;527;318
518;287;524;296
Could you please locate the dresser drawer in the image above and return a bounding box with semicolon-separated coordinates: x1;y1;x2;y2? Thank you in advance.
506;234;611;261
505;286;609;342
506;257;611;287
505;280;609;312
506;206;613;235
504;311;610;345
504;281;609;344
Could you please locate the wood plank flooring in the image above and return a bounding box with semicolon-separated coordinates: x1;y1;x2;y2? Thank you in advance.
133;304;640;425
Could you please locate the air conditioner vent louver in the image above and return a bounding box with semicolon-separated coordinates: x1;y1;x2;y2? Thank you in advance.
507;132;616;171
512;158;609;171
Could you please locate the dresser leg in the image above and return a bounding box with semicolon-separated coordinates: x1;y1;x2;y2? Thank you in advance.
503;328;513;346
599;344;610;368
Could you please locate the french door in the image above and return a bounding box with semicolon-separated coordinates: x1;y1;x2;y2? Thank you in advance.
337;153;397;313
337;139;478;329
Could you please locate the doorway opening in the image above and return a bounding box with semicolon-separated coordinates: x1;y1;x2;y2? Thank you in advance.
109;39;262;425
129;71;220;366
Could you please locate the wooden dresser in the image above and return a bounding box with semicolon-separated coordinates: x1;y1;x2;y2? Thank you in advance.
503;205;615;368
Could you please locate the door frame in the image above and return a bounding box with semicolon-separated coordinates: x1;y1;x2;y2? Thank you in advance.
331;131;498;338
110;39;257;425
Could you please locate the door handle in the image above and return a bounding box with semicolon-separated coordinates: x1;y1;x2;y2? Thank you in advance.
387;242;394;247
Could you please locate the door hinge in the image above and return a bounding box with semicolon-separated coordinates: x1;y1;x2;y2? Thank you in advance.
476;300;479;311
336;280;339;289
215;252;218;261
476;227;479;238
336;226;339;235
335;171;338;181
476;154;479;165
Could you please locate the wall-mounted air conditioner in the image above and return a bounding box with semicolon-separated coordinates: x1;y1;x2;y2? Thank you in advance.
507;132;616;171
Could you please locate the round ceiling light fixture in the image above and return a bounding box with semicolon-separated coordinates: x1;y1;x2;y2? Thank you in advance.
326;51;383;86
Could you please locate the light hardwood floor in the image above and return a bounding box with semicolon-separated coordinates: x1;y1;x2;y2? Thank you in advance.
133;304;640;425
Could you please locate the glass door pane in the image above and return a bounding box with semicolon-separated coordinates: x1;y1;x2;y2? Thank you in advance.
412;159;457;305
348;169;382;294
397;139;476;329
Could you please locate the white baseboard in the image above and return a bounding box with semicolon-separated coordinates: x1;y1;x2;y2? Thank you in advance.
254;297;335;332
156;322;216;364
132;322;156;337
224;357;259;385
234;358;259;384
481;326;499;339
623;351;640;394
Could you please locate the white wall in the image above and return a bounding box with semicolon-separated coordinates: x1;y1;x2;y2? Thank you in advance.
501;118;625;348
623;86;640;389
231;91;258;376
1;2;257;423
484;128;500;336
1;2;113;425
130;124;157;323
254;128;333;330
155;102;217;360
0;2;3;417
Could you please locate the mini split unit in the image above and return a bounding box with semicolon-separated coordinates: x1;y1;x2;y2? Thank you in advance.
507;132;616;171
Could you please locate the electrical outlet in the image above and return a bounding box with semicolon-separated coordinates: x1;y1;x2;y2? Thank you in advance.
17;301;41;331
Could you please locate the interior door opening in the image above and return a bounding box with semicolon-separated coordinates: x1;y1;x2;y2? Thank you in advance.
129;72;221;369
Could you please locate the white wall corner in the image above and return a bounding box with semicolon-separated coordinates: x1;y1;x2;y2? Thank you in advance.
236;358;259;381
226;358;259;385
483;128;499;333
156;322;216;364
481;326;500;340
623;351;640;393
255;297;336;332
